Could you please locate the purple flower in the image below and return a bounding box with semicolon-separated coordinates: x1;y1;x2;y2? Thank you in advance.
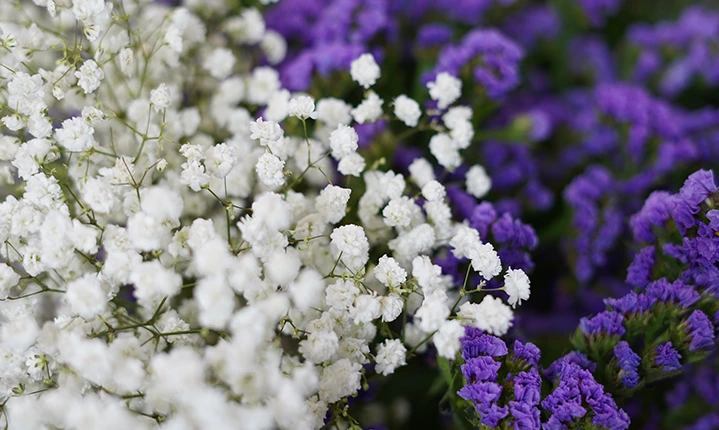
429;29;523;99
461;356;502;383
461;328;509;359
580;311;626;336
686;310;716;351
626;246;655;288
578;0;622;27
514;340;541;366
543;362;629;429
604;292;656;315
614;341;641;388
654;342;682;371
679;169;717;209
630;191;675;243
645;278;700;308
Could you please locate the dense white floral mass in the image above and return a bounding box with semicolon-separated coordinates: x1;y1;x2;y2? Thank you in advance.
0;2;530;429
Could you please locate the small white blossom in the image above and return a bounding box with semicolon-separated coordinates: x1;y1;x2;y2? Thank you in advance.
350;53;381;89
427;72;462;109
466;165;492;198
288;96;318;120
458;295;514;336
393;95;421;127
504;267;531;308
375;339;407;375
74;60;104;94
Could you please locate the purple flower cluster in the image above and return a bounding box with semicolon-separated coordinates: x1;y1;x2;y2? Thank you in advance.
457;328;542;429
542;358;630;429
265;0;395;90
628;7;719;97
578;0;623;27
614;341;641;388
427;29;523;99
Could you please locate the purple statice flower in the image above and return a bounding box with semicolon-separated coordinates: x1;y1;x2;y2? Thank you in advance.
569;36;618;83
461;356;502;383
457;382;509;427
502;4;560;49
544;352;597;381
428;29;523;99
627;7;719;98
469;201;497;239
577;0;622;27
543;361;630;429
580;311;626;337
415;24;453;48
686;310;716;351
625;246;655;288
645;279;700;308
654;342;682;372
513;340;541;366
630;191;676;243
266;0;395;90
564;166;621;283
509;368;542;429
614;341;641;388
679;170;718;211
461;327;509;359
604;291;656;315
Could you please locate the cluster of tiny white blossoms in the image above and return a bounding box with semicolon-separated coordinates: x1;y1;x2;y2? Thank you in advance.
0;1;530;429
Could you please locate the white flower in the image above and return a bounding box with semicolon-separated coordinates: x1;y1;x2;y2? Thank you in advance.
247;67;281;105
250;117;284;146
504;267;531;308
337;152;366;177
316;185;351;224
382;197;416;228
82;177;114;214
380;293;403;322
412;256;444;294
458;296;514;336
326;279;360;311
350;53;381;89
205;143;238;178
427;72;462;109
429;133;461;170
288;96;318;120
351;92;384;124
0;263;20;300
467;242;502;281
66;274;107;320
375;339;407;375
261;30;287;65
300;327;339;364
329;124;359;159
466;165;492;198
316;98;352;127
150;83;172;111
319;359;362;403
74;60;104;94
449;225;481;259
414;290;449;332
408;158;435;187
350;294;381;324
393;95;421;127
255;153;285;188
203;48;236;79
55;117;96;152
433;320;465;359
421;180;446;202
374;255;407;288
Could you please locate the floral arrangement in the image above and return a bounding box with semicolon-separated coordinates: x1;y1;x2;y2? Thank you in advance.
0;0;717;429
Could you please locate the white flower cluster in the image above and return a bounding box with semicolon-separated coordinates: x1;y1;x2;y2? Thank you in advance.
0;2;530;429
